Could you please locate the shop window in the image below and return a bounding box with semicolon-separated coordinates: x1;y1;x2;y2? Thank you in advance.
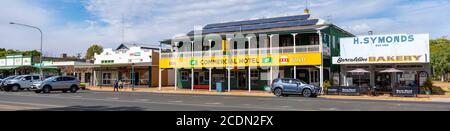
311;70;319;83
101;60;114;64
211;41;216;49
245;41;249;49
251;70;259;80
203;72;210;81
230;71;236;78
181;71;189;81
280;37;291;47
309;36;319;45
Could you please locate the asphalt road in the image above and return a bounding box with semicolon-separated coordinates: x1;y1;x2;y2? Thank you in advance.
0;90;449;111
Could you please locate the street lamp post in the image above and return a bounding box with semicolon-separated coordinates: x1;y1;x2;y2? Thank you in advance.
10;22;43;80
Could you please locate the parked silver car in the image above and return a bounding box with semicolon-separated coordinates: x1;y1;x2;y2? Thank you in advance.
31;76;80;93
4;75;41;92
271;78;321;97
1;76;17;91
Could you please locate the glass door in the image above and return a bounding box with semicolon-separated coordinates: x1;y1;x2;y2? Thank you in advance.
102;73;112;85
310;70;319;86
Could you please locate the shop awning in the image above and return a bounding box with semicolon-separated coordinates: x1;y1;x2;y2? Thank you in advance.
0;65;58;70
347;68;370;73
0;66;16;70
379;68;404;73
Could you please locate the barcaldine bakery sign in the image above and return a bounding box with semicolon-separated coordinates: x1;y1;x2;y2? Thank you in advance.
333;34;430;64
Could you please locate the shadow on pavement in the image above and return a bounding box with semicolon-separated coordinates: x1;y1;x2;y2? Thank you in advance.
19;106;147;111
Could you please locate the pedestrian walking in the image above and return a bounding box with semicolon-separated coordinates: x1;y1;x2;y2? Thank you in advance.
113;80;119;92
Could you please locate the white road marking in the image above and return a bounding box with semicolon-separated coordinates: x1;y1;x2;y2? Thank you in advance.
168;101;183;103
136;99;149;101
0;100;64;108
205;102;222;105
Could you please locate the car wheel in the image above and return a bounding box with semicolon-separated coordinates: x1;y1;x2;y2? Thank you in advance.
43;86;51;94
11;85;20;92
34;90;42;93
70;85;78;93
274;88;283;97
302;89;312;97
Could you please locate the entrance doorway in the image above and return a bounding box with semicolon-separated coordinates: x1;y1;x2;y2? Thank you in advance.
376;73;392;92
133;72;140;85
102;73;112;85
85;73;91;85
237;70;247;89
194;72;200;85
310;70;319;86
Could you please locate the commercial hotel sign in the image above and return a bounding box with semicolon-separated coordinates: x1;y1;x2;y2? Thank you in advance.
160;53;322;68
333;34;430;64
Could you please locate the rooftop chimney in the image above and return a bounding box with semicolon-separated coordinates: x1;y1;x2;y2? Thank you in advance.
304;8;310;14
61;53;67;58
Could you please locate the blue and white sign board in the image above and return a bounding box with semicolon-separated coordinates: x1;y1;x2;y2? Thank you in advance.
333;34;430;64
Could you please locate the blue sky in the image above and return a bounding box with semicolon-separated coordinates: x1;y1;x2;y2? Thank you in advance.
39;0;91;23
1;0;449;56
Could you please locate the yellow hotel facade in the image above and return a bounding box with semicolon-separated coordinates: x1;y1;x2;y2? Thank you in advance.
158;14;353;92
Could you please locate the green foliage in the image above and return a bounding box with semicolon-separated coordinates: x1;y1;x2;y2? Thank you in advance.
324;80;332;89
0;48;41;57
422;77;433;91
85;44;103;60
430;38;450;78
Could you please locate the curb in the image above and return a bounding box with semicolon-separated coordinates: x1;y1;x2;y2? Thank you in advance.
85;88;444;102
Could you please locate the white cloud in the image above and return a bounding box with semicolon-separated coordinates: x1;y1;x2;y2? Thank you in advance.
0;0;449;55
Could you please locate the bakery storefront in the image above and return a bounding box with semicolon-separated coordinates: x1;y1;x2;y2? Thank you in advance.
332;34;431;96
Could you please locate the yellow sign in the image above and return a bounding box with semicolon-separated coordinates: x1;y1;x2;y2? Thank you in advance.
160;53;322;68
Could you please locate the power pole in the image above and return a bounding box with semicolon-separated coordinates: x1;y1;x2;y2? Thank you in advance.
122;14;125;43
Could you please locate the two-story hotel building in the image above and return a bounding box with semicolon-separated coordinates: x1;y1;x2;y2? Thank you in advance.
159;13;353;92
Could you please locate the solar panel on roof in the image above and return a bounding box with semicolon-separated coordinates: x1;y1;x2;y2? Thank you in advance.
203;14;310;29
200;19;319;34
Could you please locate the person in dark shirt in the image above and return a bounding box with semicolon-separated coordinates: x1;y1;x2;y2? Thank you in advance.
113;80;119;92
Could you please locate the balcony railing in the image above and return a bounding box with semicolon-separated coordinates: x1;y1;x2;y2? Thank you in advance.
161;45;320;58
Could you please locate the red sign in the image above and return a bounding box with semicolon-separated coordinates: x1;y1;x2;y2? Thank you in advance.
169;61;177;66
279;56;289;63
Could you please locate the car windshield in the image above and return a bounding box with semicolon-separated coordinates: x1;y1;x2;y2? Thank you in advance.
13;76;23;80
4;76;16;80
44;76;58;81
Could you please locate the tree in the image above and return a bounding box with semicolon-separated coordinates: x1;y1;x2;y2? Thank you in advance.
430;38;450;81
0;49;41;57
85;44;103;60
23;50;42;57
